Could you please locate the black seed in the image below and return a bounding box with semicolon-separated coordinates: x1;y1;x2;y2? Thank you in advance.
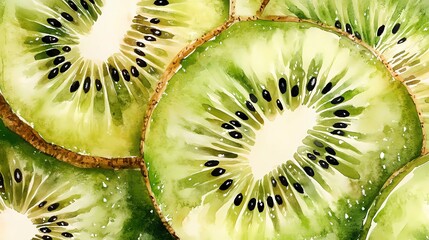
48;216;58;222
42;36;58;44
291;85;299;97
38;201;47;208
151;28;162;36
70;81;80;92
0;173;3;189
279;77;287;94
42;236;52;240
334;110;350;118
211;168;226;177
307;153;317;161
355;31;362;40
392;23;401;34
335;20;342;29
313;150;320;156
262;89;272;102
314;140;324;148
326;156;339;165
46;49;60;57
333;122;347;128
48;68;59;79
279;175;288;186
122;69;131;81
345;23;352;34
321;82;332;94
61;12;74;22
398;37;407;44
89;0;95;3
62;46;71;52
246;101;255;112
136;58;147;68
307;77;317;91
319;160;329;169
60;62;72;73
53;56;65;65
62;232;73;238
249;93;258;103
47;18;62;28
275;195;283;205
219;179;233;190
267;196;274;208
154;0;169;6
248;198;256;211
331;130;345;136
377;25;385;36
204;160;219;167
331;96;345;104
304;166;315;177
271;177;277;187
40;227;51;233
136;41;145;47
48;203;60;211
57;221;69;226
134;48;145;56
276;99;283;110
293;183;304;194
234;193;243;206
110;68;119;82
144;36;156;41
130;66;139;77
83;77;91;93
221;123;234;129
150;18;160;24
14;169;22;183
229;120;241;127
229;131;242;139
235;111;248;121
67;0;79;11
257;201;264;212
325;147;336;155
95;79;102;91
81;0;89;10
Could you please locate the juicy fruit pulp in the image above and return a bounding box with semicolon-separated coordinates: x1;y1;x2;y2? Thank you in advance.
143;20;423;239
0;120;172;239
262;0;429;152
0;0;229;158
362;154;429;239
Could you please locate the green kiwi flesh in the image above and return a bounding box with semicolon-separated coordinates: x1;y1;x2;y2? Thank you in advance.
361;154;429;239
143;20;423;239
233;0;266;17
0;119;173;239
0;0;229;159
262;0;429;152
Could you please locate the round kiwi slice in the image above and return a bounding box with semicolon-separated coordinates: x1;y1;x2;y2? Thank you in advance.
0;0;229;160
262;0;429;152
361;154;429;239
0;119;173;239
142;20;423;239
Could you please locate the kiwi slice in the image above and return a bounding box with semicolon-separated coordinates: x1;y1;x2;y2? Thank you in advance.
0;119;172;239
142;20;423;239
361;154;429;239
262;0;429;152
0;0;229;160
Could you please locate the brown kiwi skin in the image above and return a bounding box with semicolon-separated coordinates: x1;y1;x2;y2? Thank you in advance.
0;94;140;169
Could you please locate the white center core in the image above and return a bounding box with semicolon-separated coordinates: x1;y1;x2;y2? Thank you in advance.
248;107;317;180
0;207;38;239
78;0;139;63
